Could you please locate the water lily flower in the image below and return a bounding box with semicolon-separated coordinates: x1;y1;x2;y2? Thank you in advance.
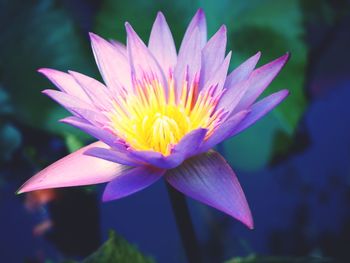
18;9;289;229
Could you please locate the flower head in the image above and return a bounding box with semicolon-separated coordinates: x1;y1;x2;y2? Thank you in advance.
18;9;290;229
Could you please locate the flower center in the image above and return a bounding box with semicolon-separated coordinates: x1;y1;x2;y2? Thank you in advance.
106;74;226;155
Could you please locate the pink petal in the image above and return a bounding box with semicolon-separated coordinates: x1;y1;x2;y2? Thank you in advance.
17;141;129;194
38;68;91;102
174;27;201;96
165;151;253;229
201;51;231;94
200;25;227;87
89;32;131;91
60;116;118;147
69;70;113;110
148;12;177;74
180;9;207;52
103;166;165;201
125;23;167;90
109;40;127;56
42;89;107;126
235;53;290;112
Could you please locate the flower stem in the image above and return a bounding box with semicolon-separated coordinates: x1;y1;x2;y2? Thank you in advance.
166;182;201;263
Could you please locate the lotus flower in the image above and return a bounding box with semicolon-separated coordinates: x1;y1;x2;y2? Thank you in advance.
18;9;289;229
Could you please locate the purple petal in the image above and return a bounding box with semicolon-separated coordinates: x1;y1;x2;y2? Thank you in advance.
174;27;201;96
125;23;167;90
180;9;207;51
200;25;227;87
218;52;261;112
69;70;113;110
170;128;207;159
42;89;107;126
223;52;261;90
60;116;118;147
198;110;249;153
89;32;131;91
218;81;250;115
165;150;253;229
230;89;289;137
38;68;91;102
17;141;129;194
103;166;165;201
84;147;141;166
201;51;231;94
235;53;290;112
148;12;177;74
128;150;167;168
128;128;207;169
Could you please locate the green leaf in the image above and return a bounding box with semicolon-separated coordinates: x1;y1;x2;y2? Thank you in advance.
0;0;94;148
66;231;155;263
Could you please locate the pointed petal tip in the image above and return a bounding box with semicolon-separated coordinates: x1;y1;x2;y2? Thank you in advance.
88;32;99;39
245;217;254;230
219;24;227;33
125;22;137;37
276;89;290;100
196;8;205;16
89;32;105;45
37;68;64;78
125;22;132;31
285;52;291;63
59;116;71;124
16;183;35;195
88;32;97;41
37;68;51;75
280;52;291;64
102;191;112;202
89;32;109;45
229;209;254;229
41;89;50;95
156;11;165;19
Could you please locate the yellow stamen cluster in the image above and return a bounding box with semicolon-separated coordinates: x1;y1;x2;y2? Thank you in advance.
107;74;224;155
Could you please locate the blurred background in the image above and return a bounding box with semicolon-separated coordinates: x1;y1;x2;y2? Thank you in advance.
1;0;350;262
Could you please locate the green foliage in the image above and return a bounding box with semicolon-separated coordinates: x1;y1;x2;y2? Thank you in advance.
0;0;94;150
225;254;333;263
66;231;155;263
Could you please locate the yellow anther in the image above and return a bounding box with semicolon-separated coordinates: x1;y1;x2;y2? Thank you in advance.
106;75;225;155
